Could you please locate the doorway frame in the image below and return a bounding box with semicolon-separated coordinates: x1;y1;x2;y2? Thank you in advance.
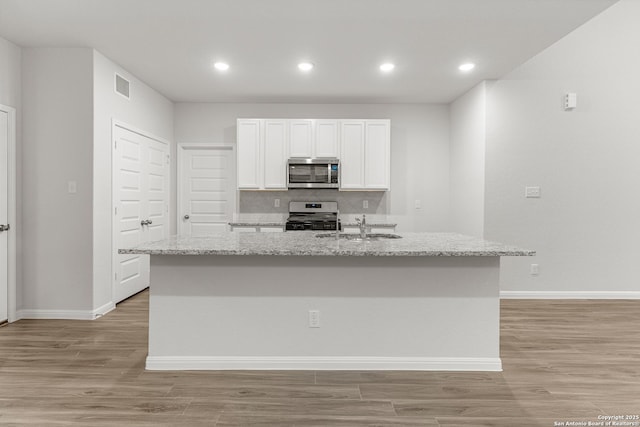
111;119;171;303
1;104;17;322
176;143;236;236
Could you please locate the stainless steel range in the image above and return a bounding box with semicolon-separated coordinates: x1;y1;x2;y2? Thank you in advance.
285;201;340;231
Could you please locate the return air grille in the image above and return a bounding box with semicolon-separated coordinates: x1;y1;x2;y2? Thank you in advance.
115;73;130;99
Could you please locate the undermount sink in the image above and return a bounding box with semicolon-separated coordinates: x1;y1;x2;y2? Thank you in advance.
315;233;402;241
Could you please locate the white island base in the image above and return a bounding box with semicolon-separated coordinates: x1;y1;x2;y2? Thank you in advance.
146;255;502;371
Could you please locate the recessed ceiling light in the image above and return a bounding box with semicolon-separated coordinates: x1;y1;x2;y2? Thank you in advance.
213;62;229;71
298;62;314;72
380;63;395;72
458;63;476;72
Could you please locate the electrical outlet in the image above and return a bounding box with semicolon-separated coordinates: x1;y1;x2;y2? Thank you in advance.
274;198;280;208
525;187;541;198
530;264;540;276
363;200;368;209
308;310;320;328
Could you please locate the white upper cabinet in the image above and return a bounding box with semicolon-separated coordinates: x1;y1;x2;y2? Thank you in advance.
340;119;390;191
288;120;313;158
264;120;288;189
340;120;366;189
314;120;339;158
237;119;261;189
237;119;288;190
364;120;391;190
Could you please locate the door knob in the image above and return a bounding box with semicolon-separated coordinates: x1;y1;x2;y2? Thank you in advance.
184;215;190;220
0;224;9;232
147;220;153;225
141;220;148;226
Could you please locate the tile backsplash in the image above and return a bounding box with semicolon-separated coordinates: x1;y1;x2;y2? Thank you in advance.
235;190;391;224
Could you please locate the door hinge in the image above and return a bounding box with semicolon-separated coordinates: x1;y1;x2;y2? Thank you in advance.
166;154;170;165
114;139;117;149
114;207;118;215
114;272;118;281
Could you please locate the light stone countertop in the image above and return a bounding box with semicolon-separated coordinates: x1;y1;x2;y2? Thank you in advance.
119;232;535;257
229;222;285;227
228;222;396;227
342;223;397;228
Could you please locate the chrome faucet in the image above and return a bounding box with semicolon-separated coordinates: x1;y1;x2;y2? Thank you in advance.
355;214;368;239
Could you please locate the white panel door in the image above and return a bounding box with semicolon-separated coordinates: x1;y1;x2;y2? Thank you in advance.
0;111;8;322
264;120;287;189
237;119;261;189
314;120;339;158
339;120;365;189
364;120;391;190
289;120;313;158
113;126;169;303
179;146;235;236
145;139;169;243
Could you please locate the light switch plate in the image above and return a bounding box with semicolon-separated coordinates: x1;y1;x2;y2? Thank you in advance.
308;310;320;328
414;199;422;209
68;181;77;194
525;186;541;198
274;198;280;208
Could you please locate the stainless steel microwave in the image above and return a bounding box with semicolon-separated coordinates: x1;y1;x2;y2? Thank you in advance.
287;159;339;189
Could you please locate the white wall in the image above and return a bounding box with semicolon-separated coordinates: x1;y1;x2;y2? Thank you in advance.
0;37;21;108
21;48;94;312
485;0;640;296
449;82;487;237
174;103;450;232
0;37;22;310
92;50;174;311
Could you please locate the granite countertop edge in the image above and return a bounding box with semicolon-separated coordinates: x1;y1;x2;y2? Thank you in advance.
120;249;535;257
119;232;535;257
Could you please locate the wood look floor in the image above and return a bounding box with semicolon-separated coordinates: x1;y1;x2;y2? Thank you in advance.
1;293;639;426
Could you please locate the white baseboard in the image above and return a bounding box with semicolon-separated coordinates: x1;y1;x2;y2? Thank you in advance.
501;291;640;299
17;301;116;320
93;301;116;318
146;356;502;371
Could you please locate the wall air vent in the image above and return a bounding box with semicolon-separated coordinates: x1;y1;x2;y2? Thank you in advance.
115;73;130;99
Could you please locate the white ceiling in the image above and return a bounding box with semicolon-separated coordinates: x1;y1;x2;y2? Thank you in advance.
0;0;618;103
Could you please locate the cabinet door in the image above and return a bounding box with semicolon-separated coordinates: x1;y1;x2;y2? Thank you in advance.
364;120;390;190
237;119;261;189
264;120;287;189
314;120;339;158
289;120;313;158
340;120;365;189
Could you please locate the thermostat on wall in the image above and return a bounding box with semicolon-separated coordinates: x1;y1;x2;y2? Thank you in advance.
564;93;577;110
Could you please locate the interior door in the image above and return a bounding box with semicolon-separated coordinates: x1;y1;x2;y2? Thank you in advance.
0;110;8;322
113;126;169;303
145;138;169;243
179;145;235;236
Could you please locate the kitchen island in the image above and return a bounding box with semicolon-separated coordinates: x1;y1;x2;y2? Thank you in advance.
120;232;533;371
